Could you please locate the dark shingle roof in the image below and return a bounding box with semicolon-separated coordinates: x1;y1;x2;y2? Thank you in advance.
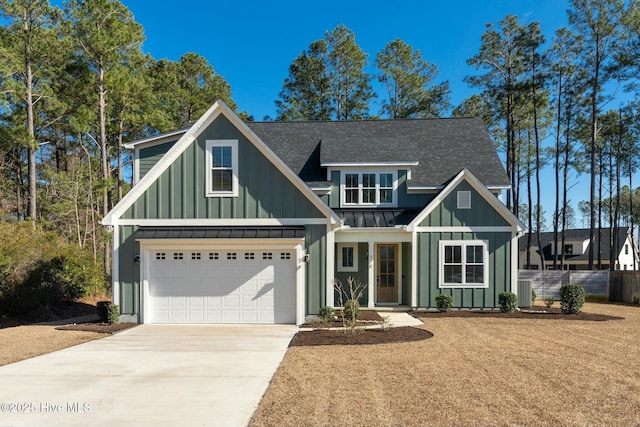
246;117;510;188
518;227;630;261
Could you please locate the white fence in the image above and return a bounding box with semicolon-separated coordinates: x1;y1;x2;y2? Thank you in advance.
518;270;609;299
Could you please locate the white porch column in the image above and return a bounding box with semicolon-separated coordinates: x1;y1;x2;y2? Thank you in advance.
367;241;375;308
326;224;335;308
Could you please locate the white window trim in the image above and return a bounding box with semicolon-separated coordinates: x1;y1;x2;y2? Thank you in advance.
337;243;358;272
205;139;239;197
340;170;397;207
439;240;489;288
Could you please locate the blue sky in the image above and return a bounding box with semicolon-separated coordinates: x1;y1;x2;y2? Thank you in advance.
120;0;616;226
123;0;571;120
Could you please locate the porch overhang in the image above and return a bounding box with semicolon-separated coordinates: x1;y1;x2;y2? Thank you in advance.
134;226;306;240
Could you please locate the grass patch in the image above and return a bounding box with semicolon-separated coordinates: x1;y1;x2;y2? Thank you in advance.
250;302;640;427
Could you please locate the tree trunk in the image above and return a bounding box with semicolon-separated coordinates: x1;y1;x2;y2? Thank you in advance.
99;64;110;278
588;42;601;270
597;146;603;269
630;163;636;270
26;41;36;222
118;118;124;201
553;73;563;270
532;52;544;272
526;131;533;269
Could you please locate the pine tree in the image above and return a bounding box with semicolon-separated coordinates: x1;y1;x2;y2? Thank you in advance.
376;39;450;118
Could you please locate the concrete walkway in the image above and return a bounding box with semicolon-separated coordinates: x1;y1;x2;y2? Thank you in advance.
0;324;297;427
377;312;424;327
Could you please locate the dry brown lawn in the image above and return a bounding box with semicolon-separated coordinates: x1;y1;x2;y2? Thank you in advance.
251;302;640;427
0;325;103;367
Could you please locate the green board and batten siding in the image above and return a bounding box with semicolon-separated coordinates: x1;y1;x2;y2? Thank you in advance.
334;242;369;306
416;180;513;309
123;116;324;220
139;141;176;179
416;231;512;308
305;225;328;314
402;242;412;305
117;225;140;315
117;115;329;318
420;180;509;227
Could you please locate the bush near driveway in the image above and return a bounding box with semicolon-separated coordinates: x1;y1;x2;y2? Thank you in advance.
0;222;107;320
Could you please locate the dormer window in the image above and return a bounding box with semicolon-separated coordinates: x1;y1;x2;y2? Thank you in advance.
341;171;397;207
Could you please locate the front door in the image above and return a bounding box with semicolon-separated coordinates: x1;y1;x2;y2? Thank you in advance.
377;244;398;303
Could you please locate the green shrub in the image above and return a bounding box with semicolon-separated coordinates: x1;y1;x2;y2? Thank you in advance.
318;306;335;321
560;284;585;314
633;292;640;305
435;293;454;312
107;304;119;325
543;297;555;309
97;301;110;322
498;292;518;313
532;289;537;304
344;299;360;321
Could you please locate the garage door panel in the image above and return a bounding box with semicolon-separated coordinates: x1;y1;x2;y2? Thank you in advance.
148;249;296;324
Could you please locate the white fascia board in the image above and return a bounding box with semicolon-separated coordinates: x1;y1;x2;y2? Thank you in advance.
123;129;189;150
116;218;330;226
311;186;331;195
407;168;524;232
322;161;419;167
407;184;508;194
488;185;511;191
414;226;515;233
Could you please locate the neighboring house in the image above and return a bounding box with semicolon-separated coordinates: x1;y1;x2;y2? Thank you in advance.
519;227;640;271
102;101;524;324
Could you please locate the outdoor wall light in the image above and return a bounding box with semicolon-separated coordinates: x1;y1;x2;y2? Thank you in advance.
134;254;141;263
302;253;310;262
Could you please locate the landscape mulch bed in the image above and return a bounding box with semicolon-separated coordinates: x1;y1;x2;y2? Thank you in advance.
410;307;624;322
291;326;433;346
56;322;138;334
301;309;384;328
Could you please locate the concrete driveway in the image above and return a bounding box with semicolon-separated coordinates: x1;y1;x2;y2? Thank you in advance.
0;324;297;427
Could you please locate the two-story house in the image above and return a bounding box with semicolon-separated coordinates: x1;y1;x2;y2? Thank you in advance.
102;101;524;324
519;227;639;270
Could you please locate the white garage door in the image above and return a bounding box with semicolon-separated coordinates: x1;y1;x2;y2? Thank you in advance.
148;249;296;324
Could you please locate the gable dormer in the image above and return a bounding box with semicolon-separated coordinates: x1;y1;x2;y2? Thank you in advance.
325;163;417;208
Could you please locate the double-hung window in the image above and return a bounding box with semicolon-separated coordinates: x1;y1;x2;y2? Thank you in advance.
345;173;359;204
341;171;396;206
439;241;488;288
379;173;393;203
206;140;238;197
